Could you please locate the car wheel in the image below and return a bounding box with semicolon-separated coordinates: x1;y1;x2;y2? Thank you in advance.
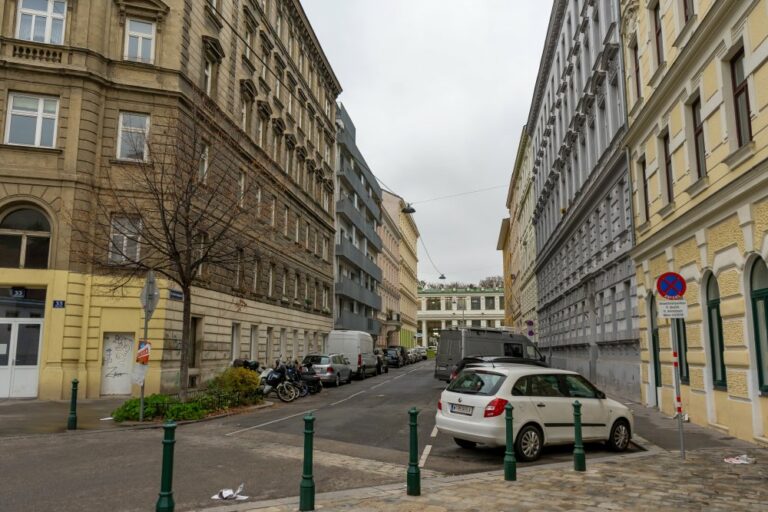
515;424;543;462
335;374;341;387
607;419;631;452
346;371;353;384
453;438;477;449
360;367;366;380
385;366;389;373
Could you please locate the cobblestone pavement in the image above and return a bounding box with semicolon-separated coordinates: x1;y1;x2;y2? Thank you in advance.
205;447;768;512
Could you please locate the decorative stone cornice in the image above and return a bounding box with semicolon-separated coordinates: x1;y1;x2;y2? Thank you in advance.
114;0;169;25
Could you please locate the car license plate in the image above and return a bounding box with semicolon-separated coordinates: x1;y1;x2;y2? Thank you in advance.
450;403;473;415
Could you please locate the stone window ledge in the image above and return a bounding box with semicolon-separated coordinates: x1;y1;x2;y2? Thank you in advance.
659;201;676;219
673;15;698;49
648;61;667;88
0;143;62;155
723;141;755;169
685;176;709;198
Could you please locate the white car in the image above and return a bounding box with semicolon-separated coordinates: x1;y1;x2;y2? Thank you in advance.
435;366;633;461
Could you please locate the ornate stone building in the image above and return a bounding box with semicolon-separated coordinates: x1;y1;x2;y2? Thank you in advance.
417;287;505;345
527;0;639;400
621;0;768;443
0;0;340;398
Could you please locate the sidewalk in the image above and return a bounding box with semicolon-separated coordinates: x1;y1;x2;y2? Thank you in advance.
0;397;123;437
206;446;768;512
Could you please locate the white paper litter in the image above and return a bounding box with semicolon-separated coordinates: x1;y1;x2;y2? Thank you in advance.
723;454;756;464
211;483;249;501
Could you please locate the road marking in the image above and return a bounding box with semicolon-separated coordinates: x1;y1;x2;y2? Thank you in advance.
431;426;438;438
225;409;317;436
330;390;365;406
418;444;432;468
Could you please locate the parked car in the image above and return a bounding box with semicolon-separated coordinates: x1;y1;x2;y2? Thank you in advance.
301;353;353;387
384;347;404;368
373;348;389;374
413;346;428;360
407;349;420;364
327;330;376;379
449;355;548;382
435;327;546;381
435;366;633;462
388;346;409;366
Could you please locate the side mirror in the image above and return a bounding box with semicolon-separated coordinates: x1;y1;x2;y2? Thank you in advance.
596;390;606;399
540;355;547;362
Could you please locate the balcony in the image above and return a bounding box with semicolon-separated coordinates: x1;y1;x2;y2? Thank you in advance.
336;310;380;335
337;197;383;249
336;276;382;310
339;161;381;219
336;238;383;282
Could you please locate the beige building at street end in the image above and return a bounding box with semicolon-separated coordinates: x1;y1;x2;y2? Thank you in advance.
0;0;340;399
383;191;419;348
498;128;539;339
621;0;768;443
376;200;402;347
417;287;506;345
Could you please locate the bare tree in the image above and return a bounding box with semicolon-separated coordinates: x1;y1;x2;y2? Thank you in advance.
74;92;303;396
478;275;504;288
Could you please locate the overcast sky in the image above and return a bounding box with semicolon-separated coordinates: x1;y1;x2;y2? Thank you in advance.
303;0;552;284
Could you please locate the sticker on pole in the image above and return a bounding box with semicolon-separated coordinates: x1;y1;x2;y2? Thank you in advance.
136;340;151;364
132;363;148;386
657;272;686;299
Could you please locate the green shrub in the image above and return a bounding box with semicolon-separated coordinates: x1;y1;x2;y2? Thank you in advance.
208;367;261;394
164;402;209;421
112;394;177;422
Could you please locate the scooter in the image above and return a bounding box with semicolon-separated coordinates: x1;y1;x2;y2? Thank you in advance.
299;363;323;394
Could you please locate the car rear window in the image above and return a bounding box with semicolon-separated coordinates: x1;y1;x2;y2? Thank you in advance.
303;355;330;365
447;370;505;395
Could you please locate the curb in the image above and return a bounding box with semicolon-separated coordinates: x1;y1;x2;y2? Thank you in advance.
118;401;276;428
198;447;662;512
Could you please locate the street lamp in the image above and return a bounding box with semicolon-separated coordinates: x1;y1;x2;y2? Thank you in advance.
402;203;416;214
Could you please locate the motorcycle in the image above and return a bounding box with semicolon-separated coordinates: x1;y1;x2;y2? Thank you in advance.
235;359;297;402
298;362;323;394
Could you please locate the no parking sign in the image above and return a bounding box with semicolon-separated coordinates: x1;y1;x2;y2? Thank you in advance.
657;272;688;319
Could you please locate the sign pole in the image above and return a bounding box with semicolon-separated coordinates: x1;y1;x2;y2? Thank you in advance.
139;270;159;422
671;318;686;460
140;307;149;422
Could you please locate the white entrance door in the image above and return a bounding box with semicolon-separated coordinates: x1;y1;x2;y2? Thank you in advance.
0;320;44;398
100;332;134;395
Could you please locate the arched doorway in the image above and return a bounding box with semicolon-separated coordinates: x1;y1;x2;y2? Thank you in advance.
750;258;768;393
649;294;662;405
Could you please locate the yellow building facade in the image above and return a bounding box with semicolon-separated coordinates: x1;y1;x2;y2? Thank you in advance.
622;0;768;444
498;129;539;338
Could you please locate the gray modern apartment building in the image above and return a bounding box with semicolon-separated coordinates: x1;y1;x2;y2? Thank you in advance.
529;0;639;400
334;104;383;339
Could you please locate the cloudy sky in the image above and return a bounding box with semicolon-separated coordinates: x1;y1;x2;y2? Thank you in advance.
303;0;553;284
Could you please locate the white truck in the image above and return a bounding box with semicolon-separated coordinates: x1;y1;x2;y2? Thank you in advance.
326;330;378;379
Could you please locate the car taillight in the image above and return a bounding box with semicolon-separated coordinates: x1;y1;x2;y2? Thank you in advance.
438;399;442;411
327;367;334;373
449;370;457;381
358;354;362;367
484;398;509;418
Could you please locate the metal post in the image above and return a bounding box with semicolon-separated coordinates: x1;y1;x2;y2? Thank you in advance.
299;413;316;511
67;379;78;430
671;320;686;460
504;403;516;481
140;313;149;422
155;421;177;512
407;407;421;496
573;400;586;472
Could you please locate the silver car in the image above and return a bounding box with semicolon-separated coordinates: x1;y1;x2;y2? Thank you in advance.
302;353;353;387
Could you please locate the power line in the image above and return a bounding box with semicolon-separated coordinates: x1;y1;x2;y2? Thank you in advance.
419;234;443;278
411;185;507;205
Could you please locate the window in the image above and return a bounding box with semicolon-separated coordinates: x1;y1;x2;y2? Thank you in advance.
653;3;663;67
485;296;496;310
631;38;641;99
16;0;66;45
683;0;694;23
662;133;673;203
271;197;276;226
638;158;649;222
124;19;155;64
471;319;481;327
691;97;706;178
470;297;481;310
0;207;51;269
294;273;299;299
528;374;566;397
283;206;289;236
204;58;214;95
230;323;240;361
446;370;505;396
731;49;752;147
252;258;259;292
109;216;141;264
750;259;768;392
322;237;328;260
234;248;243;287
117;112;149;161
198;143;209;183
5;93;59;148
195;231;207;277
268;264;274;296
503;343;523;358
282;269;287;297
426;298;441;311
238;171;246;207
706;274;727;388
244;26;255;61
673;319;689;384
563;374;598;398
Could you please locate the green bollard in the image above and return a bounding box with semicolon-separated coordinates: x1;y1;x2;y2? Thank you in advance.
407;407;421;496
504;403;516;481
156;421;177;512
299;413;316;511
573;400;586;472
67;379;78;430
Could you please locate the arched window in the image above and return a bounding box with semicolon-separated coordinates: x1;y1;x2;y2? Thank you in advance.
707;274;727;388
750;258;768;392
0;207;51;269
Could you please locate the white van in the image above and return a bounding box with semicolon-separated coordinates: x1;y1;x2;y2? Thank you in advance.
326;330;378;379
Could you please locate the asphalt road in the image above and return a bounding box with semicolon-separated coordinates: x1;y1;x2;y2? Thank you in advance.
0;360;638;511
